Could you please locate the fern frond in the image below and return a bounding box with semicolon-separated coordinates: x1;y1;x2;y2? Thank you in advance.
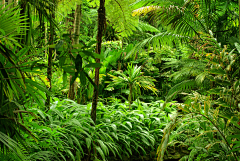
128;31;189;59
164;59;207;82
166;79;197;102
137;21;160;33
106;0;139;37
132;6;161;16
195;71;209;85
156;2;208;36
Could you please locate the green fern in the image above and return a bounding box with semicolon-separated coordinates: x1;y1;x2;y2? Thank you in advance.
165;79;197;102
106;0;139;37
137;21;160;33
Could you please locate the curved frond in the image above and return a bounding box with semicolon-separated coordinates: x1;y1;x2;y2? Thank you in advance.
0;4;27;47
136;21;160;33
132;6;161;17
106;0;139;37
126;31;189;59
156;3;207;37
0;131;25;160
166;79;197;102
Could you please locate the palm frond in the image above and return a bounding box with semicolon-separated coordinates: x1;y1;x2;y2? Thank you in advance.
0;131;25;160
127;31;188;59
156;3;207;36
166;79;197;102
0;4;28;47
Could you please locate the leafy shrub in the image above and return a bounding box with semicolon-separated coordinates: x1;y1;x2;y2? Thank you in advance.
20;98;176;161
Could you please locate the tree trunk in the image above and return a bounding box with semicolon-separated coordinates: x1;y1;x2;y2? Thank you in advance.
45;0;55;108
45;23;48;56
8;0;12;9
73;5;81;45
238;0;240;111
67;11;75;100
1;0;5;9
14;0;18;7
129;84;132;110
91;0;105;123
68;5;82;100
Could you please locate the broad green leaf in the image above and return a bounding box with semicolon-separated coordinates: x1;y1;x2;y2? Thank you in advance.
63;71;67;86
70;73;78;85
124;121;132;129
66;149;75;161
234;42;240;53
215;79;231;86
96;146;105;160
72;43;84;48
86;41;97;47
210;68;226;75
85;63;102;68
48;44;56;48
80;70;86;86
75;54;83;72
111;124;117;132
50;108;64;119
86;138;92;149
208;88;223;94
25;79;52;96
62;66;75;73
55;40;63;50
97;140;108;155
81;50;104;59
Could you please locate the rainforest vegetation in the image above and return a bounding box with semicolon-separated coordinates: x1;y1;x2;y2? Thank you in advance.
1;0;240;160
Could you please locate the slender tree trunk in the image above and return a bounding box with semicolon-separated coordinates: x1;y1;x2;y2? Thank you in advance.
8;0;12;9
14;0;18;7
45;23;48;56
67;11;75;99
238;0;240;111
68;5;82;100
45;0;55;108
91;0;105;123
129;84;132;110
1;0;5;9
73;5;81;45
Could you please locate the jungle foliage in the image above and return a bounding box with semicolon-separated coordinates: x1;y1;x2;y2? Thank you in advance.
1;0;240;161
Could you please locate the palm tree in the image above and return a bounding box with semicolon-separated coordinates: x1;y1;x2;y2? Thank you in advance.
107;63;157;110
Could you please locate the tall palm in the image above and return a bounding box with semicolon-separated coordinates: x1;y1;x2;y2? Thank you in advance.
107;64;157;110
